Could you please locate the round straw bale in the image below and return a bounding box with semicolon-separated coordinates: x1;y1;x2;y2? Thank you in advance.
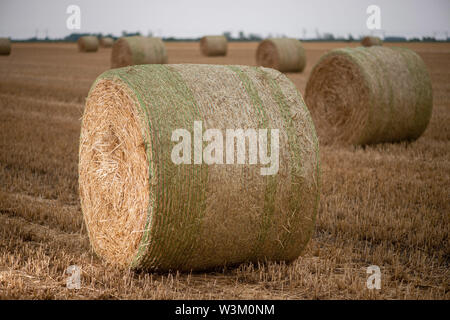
100;37;114;48
305;46;432;145
256;38;306;72
361;36;382;47
77;36;99;52
79;64;320;271
0;38;11;55
111;36;168;68
200;35;228;56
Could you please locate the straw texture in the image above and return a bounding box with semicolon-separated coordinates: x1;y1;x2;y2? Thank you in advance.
0;38;11;55
77;36;99;52
111;36;168;68
200;36;227;56
100;37;114;48
305;46;433;145
256;38;306;72
361;36;383;47
79;64;320;271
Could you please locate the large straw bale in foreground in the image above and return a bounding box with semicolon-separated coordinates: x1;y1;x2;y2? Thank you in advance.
79;64;320;271
361;36;382;47
100;37;114;48
77;36;99;52
111;36;167;68
256;38;306;72
305;46;432;145
0;38;11;55
200;35;227;56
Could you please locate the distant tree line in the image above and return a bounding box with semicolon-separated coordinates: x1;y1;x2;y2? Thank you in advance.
12;31;450;43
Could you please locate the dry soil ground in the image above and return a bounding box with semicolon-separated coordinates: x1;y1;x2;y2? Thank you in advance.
0;42;448;299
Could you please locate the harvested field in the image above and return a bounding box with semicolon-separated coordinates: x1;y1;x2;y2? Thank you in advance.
0;42;449;299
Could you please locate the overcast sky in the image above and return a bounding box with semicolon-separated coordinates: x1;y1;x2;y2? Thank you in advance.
0;0;449;40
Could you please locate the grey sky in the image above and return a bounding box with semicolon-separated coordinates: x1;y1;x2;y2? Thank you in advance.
0;0;449;40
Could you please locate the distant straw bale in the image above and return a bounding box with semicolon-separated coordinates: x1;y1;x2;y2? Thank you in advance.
111;36;168;68
305;46;433;145
256;38;306;72
78;36;99;52
0;38;11;55
100;37;114;48
361;36;382;47
200;35;228;56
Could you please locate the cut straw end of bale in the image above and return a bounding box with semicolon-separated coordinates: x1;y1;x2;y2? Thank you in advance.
111;36;168;68
256;38;306;72
0;38;11;55
304;46;433;145
79;64;320;272
200;36;228;56
77;36;99;52
361;36;382;47
100;37;114;48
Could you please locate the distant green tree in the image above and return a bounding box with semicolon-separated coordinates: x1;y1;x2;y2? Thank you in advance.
223;31;232;40
422;36;436;42
385;36;407;42
122;31;141;37
247;33;262;41
322;33;335;40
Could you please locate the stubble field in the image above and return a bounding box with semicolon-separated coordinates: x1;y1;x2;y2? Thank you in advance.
0;41;448;299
